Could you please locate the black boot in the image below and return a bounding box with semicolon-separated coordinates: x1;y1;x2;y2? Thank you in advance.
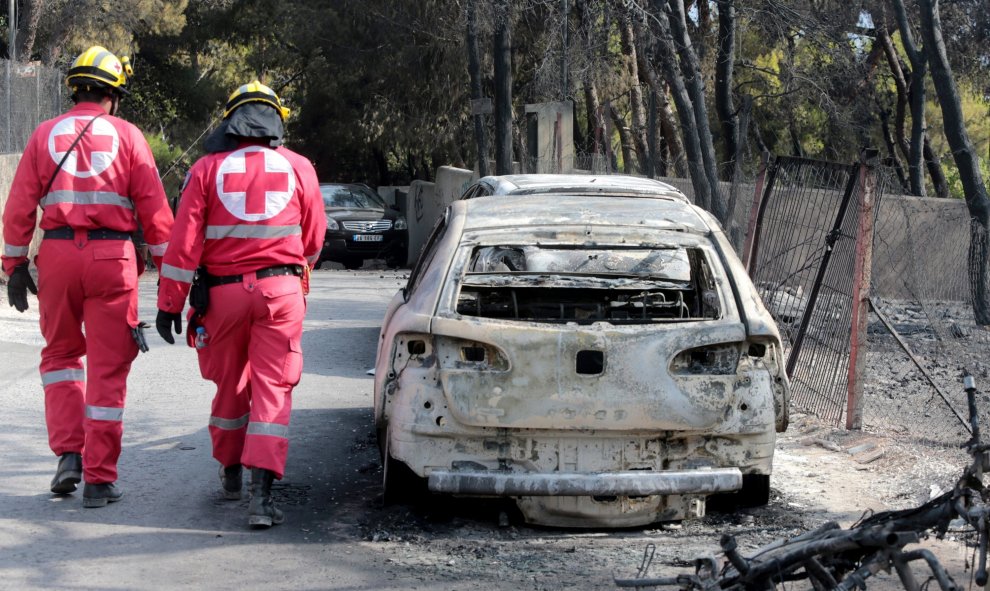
219;464;243;500
248;468;284;529
82;482;123;508
50;452;82;494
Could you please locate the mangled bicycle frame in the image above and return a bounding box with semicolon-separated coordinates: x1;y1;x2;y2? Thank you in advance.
616;374;990;591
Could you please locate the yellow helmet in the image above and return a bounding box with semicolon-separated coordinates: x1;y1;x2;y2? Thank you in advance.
223;80;290;120
66;46;133;93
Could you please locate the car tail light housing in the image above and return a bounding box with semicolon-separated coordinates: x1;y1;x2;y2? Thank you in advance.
435;336;509;371
669;342;743;375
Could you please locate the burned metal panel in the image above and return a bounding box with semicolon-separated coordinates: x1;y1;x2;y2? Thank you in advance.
427;316;771;431
456;195;712;234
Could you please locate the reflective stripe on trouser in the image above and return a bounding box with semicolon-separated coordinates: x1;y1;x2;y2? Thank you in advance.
37;237;138;483
198;273;303;479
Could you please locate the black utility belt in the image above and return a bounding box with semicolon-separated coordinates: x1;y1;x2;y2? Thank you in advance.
44;227;132;240
204;265;303;287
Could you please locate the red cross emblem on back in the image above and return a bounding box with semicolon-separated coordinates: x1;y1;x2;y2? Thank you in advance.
47;116;120;178
222;151;290;215
216;147;296;221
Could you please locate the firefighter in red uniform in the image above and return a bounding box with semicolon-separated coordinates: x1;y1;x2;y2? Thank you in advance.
156;81;325;528
1;46;174;507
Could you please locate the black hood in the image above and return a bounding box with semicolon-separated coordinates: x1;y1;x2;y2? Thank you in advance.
203;102;284;153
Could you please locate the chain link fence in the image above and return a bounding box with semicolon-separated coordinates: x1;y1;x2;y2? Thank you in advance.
864;190;988;445
1;59;66;154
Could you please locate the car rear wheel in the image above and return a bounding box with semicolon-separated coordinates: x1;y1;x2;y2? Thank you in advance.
382;428;426;506
708;473;771;512
736;474;771;507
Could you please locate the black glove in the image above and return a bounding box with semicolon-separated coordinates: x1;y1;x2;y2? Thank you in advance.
131;321;150;353
156;310;183;344
7;264;37;313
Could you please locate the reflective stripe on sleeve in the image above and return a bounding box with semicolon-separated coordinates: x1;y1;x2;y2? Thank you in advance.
41;368;85;386
205;225;302;240
40;190;134;209
85;405;124;421
3;243;30;257
147;242;169;257
246;422;289;439
209;413;250;431
160;263;196;283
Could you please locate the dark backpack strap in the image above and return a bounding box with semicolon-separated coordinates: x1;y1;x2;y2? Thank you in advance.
41;113;106;199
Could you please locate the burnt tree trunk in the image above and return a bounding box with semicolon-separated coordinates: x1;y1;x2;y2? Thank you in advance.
877;102;910;193
633;15;685;176
579;0;614;172
17;0;41;59
891;0;927;196
922;136;949;199
877;25;913;168
918;0;990;324
878;24;946;197
665;0;727;223
608;103;635;174
466;0;490;177
714;0;738;181
618;11;650;173
647;0;713;212
493;0;513;175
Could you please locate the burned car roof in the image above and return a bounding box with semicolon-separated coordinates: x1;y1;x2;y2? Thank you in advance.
471;174;689;202
456;194;711;234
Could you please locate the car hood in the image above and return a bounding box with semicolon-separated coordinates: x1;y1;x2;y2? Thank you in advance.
325;207;389;221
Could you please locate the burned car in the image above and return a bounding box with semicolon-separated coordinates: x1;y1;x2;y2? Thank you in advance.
373;188;789;528
459;173;691;202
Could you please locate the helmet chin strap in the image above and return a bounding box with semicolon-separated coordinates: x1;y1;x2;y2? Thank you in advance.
108;94;121;116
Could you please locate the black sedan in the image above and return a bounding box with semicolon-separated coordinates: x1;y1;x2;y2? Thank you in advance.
318;183;408;269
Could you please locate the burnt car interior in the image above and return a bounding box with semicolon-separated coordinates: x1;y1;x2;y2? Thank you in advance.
456;245;722;324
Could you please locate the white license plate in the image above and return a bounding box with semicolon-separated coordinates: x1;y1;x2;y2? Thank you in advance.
352;234;383;242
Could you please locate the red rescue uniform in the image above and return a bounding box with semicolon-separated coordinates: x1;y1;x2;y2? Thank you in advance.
1;102;174;484
157;142;325;479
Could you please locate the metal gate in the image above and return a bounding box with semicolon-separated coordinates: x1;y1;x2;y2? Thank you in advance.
747;156;873;425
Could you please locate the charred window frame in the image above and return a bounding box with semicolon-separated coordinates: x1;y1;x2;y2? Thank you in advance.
404;211;448;300
460;183;491;199
453;244;725;324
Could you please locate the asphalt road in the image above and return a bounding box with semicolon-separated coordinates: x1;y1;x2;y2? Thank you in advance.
0;267;415;590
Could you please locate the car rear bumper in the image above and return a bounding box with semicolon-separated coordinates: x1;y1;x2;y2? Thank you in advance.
427;467;742;496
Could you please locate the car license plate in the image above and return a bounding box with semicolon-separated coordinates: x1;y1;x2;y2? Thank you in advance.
352;234;383;242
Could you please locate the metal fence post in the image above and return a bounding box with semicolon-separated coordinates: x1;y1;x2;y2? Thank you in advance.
742;151;770;270
845;156;877;430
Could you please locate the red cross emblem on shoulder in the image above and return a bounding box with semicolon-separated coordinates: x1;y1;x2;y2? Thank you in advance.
46;116;120;178
216;146;296;221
